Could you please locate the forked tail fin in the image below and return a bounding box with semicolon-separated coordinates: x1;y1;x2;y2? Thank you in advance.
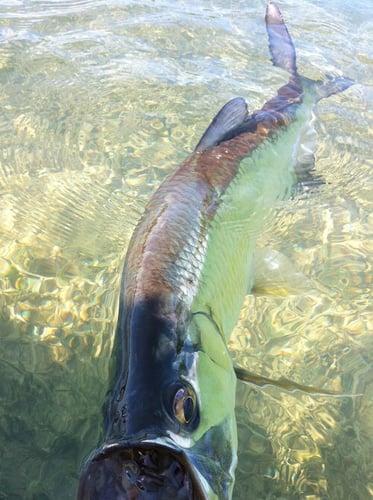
266;2;354;99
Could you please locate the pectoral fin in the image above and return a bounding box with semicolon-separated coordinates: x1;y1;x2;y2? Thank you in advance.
234;367;362;398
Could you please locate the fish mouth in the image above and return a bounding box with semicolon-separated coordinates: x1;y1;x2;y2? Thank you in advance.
77;441;208;499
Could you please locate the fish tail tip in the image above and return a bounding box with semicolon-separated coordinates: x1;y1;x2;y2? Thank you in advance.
316;75;355;100
265;2;298;76
265;2;282;23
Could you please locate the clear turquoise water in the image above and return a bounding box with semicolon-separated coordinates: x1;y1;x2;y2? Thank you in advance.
0;1;372;499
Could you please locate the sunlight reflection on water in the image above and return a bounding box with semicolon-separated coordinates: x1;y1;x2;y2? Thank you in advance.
0;0;372;498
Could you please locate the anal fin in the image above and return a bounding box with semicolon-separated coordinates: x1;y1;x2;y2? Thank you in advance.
292;110;323;194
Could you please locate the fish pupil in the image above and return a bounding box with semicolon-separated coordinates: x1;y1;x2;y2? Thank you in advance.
169;383;199;429
183;396;194;423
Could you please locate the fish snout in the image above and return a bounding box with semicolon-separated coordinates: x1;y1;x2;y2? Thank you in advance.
77;443;204;499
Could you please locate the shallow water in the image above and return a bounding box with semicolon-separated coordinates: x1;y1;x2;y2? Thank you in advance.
0;0;372;499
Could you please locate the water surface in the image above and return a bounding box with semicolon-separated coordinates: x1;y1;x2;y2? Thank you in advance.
0;1;372;498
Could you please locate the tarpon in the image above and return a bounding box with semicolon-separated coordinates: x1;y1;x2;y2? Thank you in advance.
78;3;353;499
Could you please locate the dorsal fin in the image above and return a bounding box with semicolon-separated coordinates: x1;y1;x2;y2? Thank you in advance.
194;97;249;152
265;2;297;75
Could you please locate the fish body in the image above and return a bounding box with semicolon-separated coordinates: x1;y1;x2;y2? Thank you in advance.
78;3;352;499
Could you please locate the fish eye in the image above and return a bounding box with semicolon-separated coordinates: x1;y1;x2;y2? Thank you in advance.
172;385;198;426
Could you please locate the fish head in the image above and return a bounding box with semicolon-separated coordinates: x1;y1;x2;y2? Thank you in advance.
78;307;237;499
78;384;236;499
